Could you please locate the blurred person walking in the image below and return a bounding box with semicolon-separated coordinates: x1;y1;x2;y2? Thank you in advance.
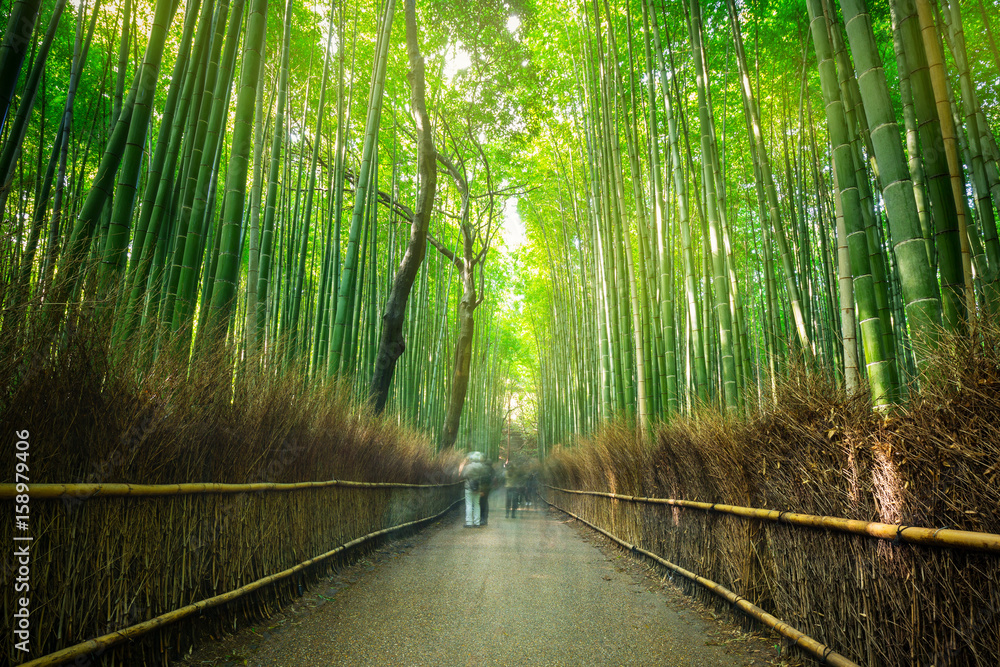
479;457;496;526
460;452;489;527
524;468;538;508
505;458;524;518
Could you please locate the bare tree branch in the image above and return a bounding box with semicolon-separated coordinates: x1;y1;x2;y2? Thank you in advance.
427;232;463;270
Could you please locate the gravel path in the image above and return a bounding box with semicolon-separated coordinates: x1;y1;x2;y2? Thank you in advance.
186;493;783;666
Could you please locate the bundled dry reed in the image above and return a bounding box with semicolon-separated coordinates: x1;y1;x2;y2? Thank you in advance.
544;321;1000;667
0;311;462;665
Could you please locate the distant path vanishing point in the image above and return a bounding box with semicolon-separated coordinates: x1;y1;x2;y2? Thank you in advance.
193;492;778;666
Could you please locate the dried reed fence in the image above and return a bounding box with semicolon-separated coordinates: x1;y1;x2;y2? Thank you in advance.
543;323;1000;667
544;486;1000;552
2;479;460;666
0;315;464;665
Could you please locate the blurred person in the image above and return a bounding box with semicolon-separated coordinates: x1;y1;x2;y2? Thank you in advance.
460;452;489;527
505;459;524;518
524;465;538;508
479;457;496;526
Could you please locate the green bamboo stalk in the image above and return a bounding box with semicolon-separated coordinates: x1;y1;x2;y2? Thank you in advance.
0;0;43;141
840;0;942;371
0;0;68;222
160;0;232;332
206;0;268;339
648;3;707;405
286;0;338;361
691;0;736;412
329;0;395;374
893;0;966;330
939;0;1000;296
727;0;813;362
172;0;246;346
255;0;294;354
808;0;898;407
243;32;272;360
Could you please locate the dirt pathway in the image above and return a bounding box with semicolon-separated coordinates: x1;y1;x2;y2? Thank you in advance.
185;494;786;666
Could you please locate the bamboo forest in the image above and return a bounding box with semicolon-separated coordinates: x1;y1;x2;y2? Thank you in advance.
3;0;1000;664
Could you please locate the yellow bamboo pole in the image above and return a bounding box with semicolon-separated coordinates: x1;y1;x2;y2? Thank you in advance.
916;0;976;314
0;479;462;500
545;485;1000;553
543;496;860;667
18;498;463;667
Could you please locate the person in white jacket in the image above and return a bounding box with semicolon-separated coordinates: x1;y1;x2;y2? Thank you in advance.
459;451;489;527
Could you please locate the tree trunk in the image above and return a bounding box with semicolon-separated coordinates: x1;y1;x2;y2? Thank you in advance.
369;0;436;413
441;273;476;449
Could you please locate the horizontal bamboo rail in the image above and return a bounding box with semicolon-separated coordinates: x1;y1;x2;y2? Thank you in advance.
545;485;1000;554
542;495;860;667
0;478;462;500
18;497;463;667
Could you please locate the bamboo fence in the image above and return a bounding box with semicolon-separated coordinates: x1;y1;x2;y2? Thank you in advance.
1;478;462;665
545;485;1000;553
542;479;1000;667
542;348;1000;667
0;479;460;499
